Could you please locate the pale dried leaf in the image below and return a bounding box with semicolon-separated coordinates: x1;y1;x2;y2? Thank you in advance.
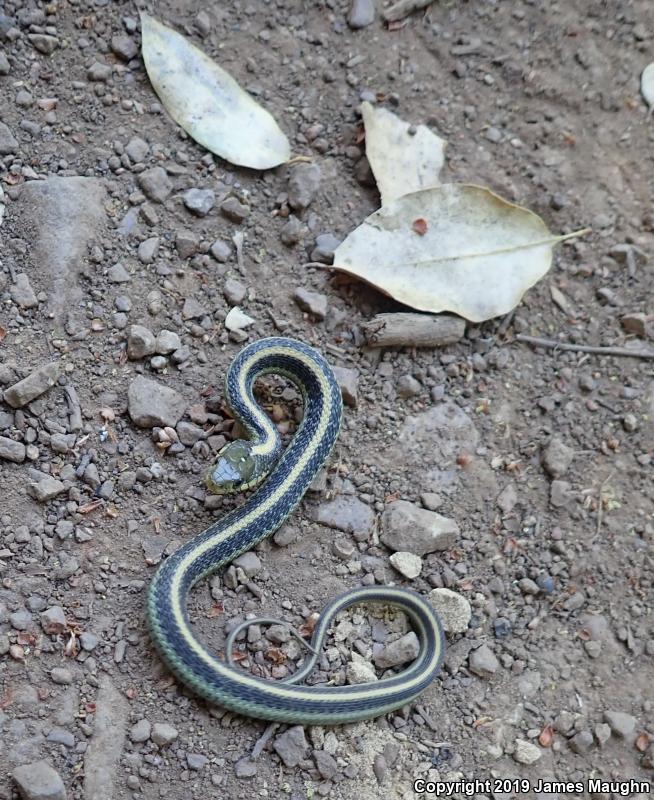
333;184;586;323
641;63;654;110
362;102;446;205
140;14;290;169
225;307;255;331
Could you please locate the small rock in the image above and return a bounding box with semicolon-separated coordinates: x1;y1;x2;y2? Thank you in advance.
550;479;572;508
314;750;338;780
0;51;10;76
311;233;341;264
380;500;459;556
3;362;60;408
10;273;38;309
151;722;179;746
280;215;303;246
28;477;66;502
210;239;232;262
176;229;200;259
182;296;208;320
273;726;309;767
389;551;422;579
225;307;255;331
127;325;156;360
569;730;594;754
108;262;131;283
397;374;422;398
128;377;186;428
87;61;112;82
50;667;73;685
0;121;18;154
428;588;471;633
129;719;151;743
234;758;257;778
0;436;26;463
294;287;328;320
594;723;611;747
288;163;321;211
221;196;249;223
13;761;66;800
313;495;375;537
374;632;420;669
603;710;636;738
621;312;651;338
111;34;138;61
468;644;499;677
513;739;541;765
138;236;159;264
155;330;181;355
332;366;359;408
183;188;215;217
187;753;208;771
41;606;67;635
541;436;574;478
223;278;247;305
346;657;378;684
138;167;173;203
28;34;59;55
348;0;376;29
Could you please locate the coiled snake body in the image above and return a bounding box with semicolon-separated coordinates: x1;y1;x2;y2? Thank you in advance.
146;337;444;724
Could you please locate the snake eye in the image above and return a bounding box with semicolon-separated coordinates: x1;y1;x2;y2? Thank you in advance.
205;440;256;495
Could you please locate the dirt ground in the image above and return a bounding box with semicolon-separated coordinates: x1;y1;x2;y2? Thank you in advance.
0;1;653;799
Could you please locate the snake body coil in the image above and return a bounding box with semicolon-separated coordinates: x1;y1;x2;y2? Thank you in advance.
146;337;444;724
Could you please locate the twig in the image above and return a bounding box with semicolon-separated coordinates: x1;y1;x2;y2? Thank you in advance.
515;334;654;360
232;231;245;274
596;471;614;536
383;0;435;22
251;723;279;759
63;385;83;432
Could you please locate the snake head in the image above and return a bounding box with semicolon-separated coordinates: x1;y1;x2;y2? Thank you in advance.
205;440;258;495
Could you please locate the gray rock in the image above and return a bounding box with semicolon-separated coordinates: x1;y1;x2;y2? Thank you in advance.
12;761;66;800
594;722;611;747
398;374;422;398
314;750;338;780
138;167;173;203
288;163;321;211
155;330;181;355
380;501;459;555
128;377;186;428
176;229;199;259
127;325;156;360
234;758;257;778
3;362;60;408
232;551;262;577
332;366;359;408
223;278;247;305
80;632;99;651
0;50;10;75
83;675;129;800
46;728;75;748
542;437;574;478
428;588;471;633
10;273;38;308
294;287;328;320
0;436;25;463
28;34;59;55
273;726;309;767
151;722;179;746
468;644;499;677
311;233;341;264
346;657;378;684
210;239;232;262
129;719;151;743
87;61;112;82
0;120;18;154
313;495;375;537
187;753;208;771
111;34;138;62
569;730;594;754
389;551;422;579
348;0;376;29
550;479;572;508
280;215;303;246
603;710;636;738
221;196;250;223
182;296;207;320
176;421;204;446
138;236;159;264
107;262;131;283
183;188;215;216
10;610;32;630
41;606;67;635
28;477;66;502
51;667;73;685
374;632;420;668
513;739;541;765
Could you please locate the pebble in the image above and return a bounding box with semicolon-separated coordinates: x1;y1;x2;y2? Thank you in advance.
87;61;112;82
210;239;232;262
234;758;258;778
541;437;574;478
127;325;156;359
129;718;151;743
41;606;67;635
603;710;636;738
151;722;179;746
108;262;131;283
311;233;341;264
187;753;208;771
3;362;61;408
380;501;459;556
138;167;173;203
225;307;255;331
594;723;611;747
389;551;422;579
294;287;328;320
569;729;594;754
346;657;378;684
176;230;199;259
468;644;499;677
138;236;159;264
273;726;309;767
513;739;541;765
50;667;73;685
348;0;376;28
127;377;187;428
10;273;38;308
313;495;375;536
0;436;26;463
0;51;10;75
13;760;66;800
374;632;420;668
28;477;66;502
111;34;138;61
221;196;249;223
280;215;303;246
288;163;321;211
315;750;338;780
428;588;471;633
332;366;359;408
223;278;247;306
28;34;59;55
0;120;18;154
183;188;215;217
155;330;181;354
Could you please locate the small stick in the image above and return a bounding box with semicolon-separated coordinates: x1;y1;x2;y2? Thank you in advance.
251;723;279;759
232;231;245;274
515;334;654;360
63;385;83;432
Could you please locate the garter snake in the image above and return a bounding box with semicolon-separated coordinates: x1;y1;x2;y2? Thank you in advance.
146;337;445;724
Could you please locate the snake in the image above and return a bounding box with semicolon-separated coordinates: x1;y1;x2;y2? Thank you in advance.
146;337;445;724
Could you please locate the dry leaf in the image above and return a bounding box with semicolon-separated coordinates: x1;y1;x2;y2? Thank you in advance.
539;725;554;747
412;218;428;235
641;63;654;111
332;184;587;323
636;732;651;752
141;14;291;169
361;101;446;205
